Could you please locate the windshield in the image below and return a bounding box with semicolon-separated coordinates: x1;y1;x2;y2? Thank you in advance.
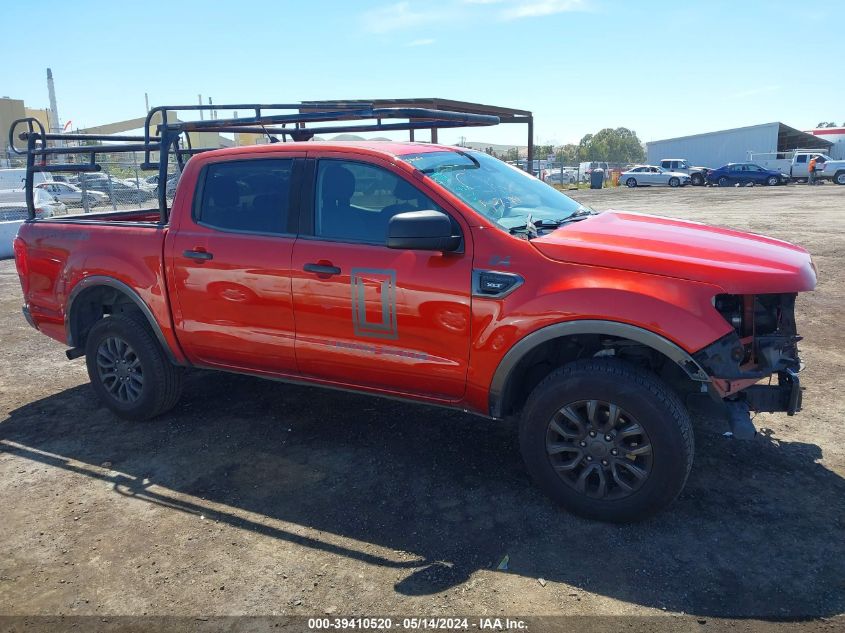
399;150;589;232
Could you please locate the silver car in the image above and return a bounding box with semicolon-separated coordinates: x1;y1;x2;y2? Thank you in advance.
0;188;67;216
37;181;108;207
621;165;691;188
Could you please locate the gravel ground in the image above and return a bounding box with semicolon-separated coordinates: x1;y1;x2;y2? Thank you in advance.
0;183;843;627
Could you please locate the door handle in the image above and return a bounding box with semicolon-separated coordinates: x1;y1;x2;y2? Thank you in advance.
183;249;213;261
303;263;341;276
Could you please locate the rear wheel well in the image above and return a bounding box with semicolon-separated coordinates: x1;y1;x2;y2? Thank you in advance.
68;285;146;349
499;334;697;417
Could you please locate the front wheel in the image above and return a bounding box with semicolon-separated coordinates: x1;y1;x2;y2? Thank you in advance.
766;176;779;186
626;178;637;188
85;313;183;421
519;359;694;522
690;173;704;186
668;177;680;187
718;176;729;187
835;171;845;185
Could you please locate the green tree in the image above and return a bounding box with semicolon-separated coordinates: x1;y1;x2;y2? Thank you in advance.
554;143;578;166
575;127;645;163
533;144;554;159
505;147;519;162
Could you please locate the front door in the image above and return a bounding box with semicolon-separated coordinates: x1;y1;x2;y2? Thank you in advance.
168;154;302;374
290;156;473;401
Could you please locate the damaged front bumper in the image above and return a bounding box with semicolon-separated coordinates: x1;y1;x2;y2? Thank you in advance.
692;292;806;436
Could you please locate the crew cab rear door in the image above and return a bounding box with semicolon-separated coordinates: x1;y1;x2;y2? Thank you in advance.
289;153;472;401
166;152;304;374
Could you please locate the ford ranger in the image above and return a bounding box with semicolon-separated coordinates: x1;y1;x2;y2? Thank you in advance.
9;105;817;522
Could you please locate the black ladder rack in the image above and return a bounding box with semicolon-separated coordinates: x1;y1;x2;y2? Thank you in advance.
8;102;500;222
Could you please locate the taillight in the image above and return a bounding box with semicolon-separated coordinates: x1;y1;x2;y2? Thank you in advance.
13;237;28;278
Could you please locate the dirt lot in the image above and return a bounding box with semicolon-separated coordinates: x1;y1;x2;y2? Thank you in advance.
1;184;844;626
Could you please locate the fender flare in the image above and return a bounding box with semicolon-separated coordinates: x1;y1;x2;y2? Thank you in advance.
488;319;710;418
65;275;180;364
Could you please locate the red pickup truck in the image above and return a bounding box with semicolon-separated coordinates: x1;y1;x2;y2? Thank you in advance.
11;116;816;522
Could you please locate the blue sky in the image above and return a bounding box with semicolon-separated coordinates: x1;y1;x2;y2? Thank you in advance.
1;0;837;146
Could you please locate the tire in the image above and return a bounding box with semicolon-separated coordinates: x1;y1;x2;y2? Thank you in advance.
690;173;704;186
766;176;779;186
668;177;680;188
718;176;729;187
518;359;693;522
85;312;183;421
626;178;637;188
835;171;845;185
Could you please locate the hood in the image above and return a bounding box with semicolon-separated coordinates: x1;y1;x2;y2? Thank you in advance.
532;211;816;294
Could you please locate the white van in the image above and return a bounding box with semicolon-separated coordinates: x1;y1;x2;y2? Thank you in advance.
578;161;608;181
0;168;53;191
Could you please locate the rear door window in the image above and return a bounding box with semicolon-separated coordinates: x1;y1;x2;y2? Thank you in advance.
196;159;293;234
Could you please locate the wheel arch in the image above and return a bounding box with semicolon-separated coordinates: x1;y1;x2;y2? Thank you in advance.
488;320;709;418
65;276;179;364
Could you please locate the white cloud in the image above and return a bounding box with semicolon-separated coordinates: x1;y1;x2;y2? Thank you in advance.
500;0;586;19
730;85;781;99
407;38;436;46
361;2;440;34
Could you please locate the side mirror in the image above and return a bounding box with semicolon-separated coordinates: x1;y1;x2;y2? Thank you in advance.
386;210;461;252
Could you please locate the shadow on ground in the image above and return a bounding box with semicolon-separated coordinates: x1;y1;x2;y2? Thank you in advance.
2;370;843;619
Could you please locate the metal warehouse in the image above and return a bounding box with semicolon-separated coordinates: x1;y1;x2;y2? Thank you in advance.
646;122;831;168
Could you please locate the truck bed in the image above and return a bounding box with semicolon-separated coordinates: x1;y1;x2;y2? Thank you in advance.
14;214;171;349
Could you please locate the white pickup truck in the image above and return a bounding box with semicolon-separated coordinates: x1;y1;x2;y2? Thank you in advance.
748;151;845;184
803;154;845;185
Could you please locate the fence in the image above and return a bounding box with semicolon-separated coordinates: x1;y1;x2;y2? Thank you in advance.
1;148;181;216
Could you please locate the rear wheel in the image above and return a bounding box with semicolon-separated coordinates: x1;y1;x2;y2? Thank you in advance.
85;313;183;421
835;171;845;185
626;178;637;188
668;177;680;187
766;175;779;186
518;359;693;522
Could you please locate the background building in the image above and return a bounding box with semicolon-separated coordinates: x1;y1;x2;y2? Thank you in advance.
646;122;831;168
806;127;845;159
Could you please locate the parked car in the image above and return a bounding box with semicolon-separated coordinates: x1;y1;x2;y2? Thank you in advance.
144;173;180;196
0;187;66;216
620;165;691;187
659;159;708;186
706;163;790;187
14;139;816;522
82;179;157;204
36;181;108;207
119;178;155;191
542;168;578;185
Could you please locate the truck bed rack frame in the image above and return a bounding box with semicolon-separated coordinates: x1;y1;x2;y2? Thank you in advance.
7;102;501;223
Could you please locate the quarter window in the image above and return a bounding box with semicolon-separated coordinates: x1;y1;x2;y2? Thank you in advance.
197;159;293;234
315;160;441;243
